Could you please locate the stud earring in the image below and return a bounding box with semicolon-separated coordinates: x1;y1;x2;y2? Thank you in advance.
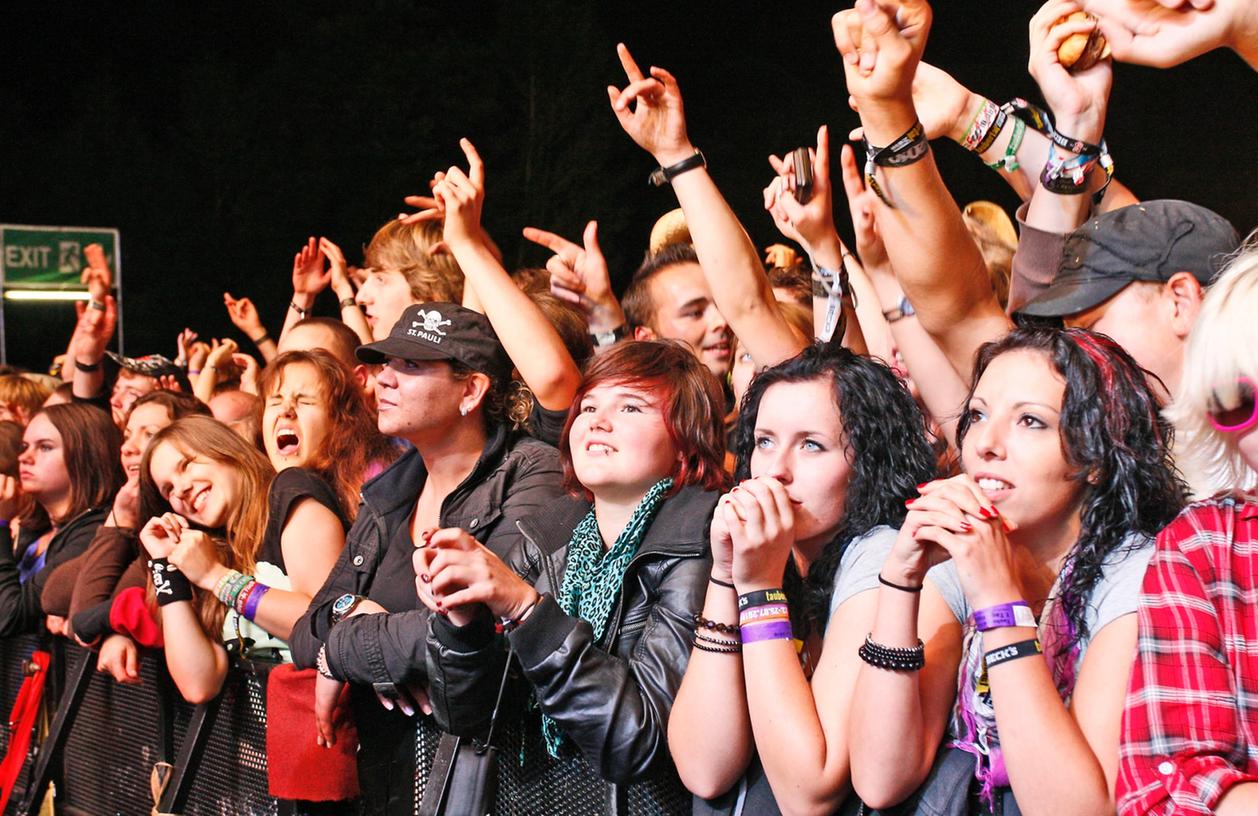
459;405;468;417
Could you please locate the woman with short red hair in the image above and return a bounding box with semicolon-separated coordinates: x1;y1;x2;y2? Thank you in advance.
416;339;729;812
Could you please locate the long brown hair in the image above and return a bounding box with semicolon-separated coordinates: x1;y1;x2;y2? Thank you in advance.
36;403;124;524
139;415;275;636
257;349;396;519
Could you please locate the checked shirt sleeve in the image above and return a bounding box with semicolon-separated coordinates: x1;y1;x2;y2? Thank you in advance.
1117;506;1258;815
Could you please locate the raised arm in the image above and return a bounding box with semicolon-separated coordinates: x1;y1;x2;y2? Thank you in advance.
524;222;628;355
280;237;331;343
223;293;277;362
834;0;1010;381
430;139;581;411
609;44;804;368
320;238;373;344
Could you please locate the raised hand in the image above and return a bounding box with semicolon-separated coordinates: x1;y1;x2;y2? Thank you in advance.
80;243;113;303
176;328;198;364
607;43;695;166
431;139;486;249
1029;1;1114;141
523;221;626;334
73;296;118;362
223;293;265;337
724;477;797;591
833;0;933;114
319;238;353;298
292;237;331;297
838;143;889;268
1082;0;1239;67
764;125;840;255
231;353;260;396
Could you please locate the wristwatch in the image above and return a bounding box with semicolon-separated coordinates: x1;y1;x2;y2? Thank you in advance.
330;593;365;626
589;324;627;349
882;295;916;324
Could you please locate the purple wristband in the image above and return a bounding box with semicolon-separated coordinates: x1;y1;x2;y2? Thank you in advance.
242;583;269;622
740;620;793;644
973;600;1034;632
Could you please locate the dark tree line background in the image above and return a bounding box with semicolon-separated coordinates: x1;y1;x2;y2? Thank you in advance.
2;1;1255;370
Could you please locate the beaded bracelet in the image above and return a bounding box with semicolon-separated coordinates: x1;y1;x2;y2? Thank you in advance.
693;613;739;638
858;634;926;671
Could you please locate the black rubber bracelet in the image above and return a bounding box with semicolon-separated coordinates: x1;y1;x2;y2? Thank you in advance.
879;574;924;593
250;332;272;346
709;576;735;590
737;587;787;611
74;358;102;373
984;638;1042;669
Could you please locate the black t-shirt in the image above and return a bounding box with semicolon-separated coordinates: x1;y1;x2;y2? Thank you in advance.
528;402;569;448
364;513;422;615
260;468;349;572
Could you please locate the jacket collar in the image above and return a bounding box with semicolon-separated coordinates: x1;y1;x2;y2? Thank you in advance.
524;484;718;559
360;423;511;516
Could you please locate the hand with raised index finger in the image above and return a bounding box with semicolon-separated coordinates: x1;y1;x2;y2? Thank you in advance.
524;221;625;333
607;43;696;167
432;138;487;249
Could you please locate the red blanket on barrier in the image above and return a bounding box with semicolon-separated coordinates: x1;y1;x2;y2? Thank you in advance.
265;663;360;802
0;650;50;809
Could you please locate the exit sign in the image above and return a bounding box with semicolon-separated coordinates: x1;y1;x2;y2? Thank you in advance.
0;224;121;289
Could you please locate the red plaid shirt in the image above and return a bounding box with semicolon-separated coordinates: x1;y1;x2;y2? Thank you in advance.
1117;493;1258;815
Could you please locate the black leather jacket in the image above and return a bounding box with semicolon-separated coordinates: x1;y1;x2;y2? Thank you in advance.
426;485;718;811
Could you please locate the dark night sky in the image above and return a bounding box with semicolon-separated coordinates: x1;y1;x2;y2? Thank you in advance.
2;1;1255;370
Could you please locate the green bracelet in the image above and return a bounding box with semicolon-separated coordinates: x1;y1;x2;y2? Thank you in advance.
986;115;1025;173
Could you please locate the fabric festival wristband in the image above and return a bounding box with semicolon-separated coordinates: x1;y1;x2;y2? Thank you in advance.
973;601;1035;631
740;620;794;644
863;120;930;207
984;638;1042;669
986;113;1025;172
242;584;269;622
233;579;257;615
738;588;787;611
738;604;790;624
149;558;194;606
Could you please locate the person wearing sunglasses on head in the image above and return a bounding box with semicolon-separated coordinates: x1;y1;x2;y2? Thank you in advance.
1116;237;1258;816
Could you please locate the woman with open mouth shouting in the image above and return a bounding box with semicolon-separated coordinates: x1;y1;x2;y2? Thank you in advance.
849;327;1186;815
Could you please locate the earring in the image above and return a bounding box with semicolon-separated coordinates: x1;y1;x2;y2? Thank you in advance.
459;405;468;417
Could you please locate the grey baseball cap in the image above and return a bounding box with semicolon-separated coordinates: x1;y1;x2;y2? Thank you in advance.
1017;200;1239;318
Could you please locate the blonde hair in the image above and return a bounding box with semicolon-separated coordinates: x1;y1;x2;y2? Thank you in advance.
363;219;463;304
1166;232;1258;489
0;375;51;424
962;201;1017;309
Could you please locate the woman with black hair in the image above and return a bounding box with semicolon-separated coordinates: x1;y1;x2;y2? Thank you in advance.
849;327;1187;815
671;343;939;815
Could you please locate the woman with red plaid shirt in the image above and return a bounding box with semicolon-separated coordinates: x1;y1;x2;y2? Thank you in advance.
1118;239;1258;816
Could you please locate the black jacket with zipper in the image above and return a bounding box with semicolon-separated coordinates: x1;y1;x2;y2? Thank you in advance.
288;426;562;816
426;484;718;814
0;506;108;637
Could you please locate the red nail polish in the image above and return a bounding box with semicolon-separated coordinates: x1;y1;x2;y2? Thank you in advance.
905;498;915;507
915;482;928;490
960;522;973;533
979;507;995;519
420;574;431;583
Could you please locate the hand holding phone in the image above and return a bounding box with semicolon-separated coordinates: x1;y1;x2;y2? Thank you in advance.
791;147;814;204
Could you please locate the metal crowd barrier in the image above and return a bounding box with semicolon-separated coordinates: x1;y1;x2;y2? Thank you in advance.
0;635;281;816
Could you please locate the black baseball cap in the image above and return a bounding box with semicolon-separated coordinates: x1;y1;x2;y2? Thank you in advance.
356;302;511;381
1017;200;1239;318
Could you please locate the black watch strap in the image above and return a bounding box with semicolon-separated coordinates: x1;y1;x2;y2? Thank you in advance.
649;150;706;187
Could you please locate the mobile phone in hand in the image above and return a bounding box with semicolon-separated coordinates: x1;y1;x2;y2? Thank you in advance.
791;147;814;204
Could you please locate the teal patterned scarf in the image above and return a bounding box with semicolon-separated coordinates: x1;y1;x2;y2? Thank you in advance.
542;477;674;758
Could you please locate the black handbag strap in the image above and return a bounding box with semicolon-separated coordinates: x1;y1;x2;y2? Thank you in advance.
478;645;513;753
